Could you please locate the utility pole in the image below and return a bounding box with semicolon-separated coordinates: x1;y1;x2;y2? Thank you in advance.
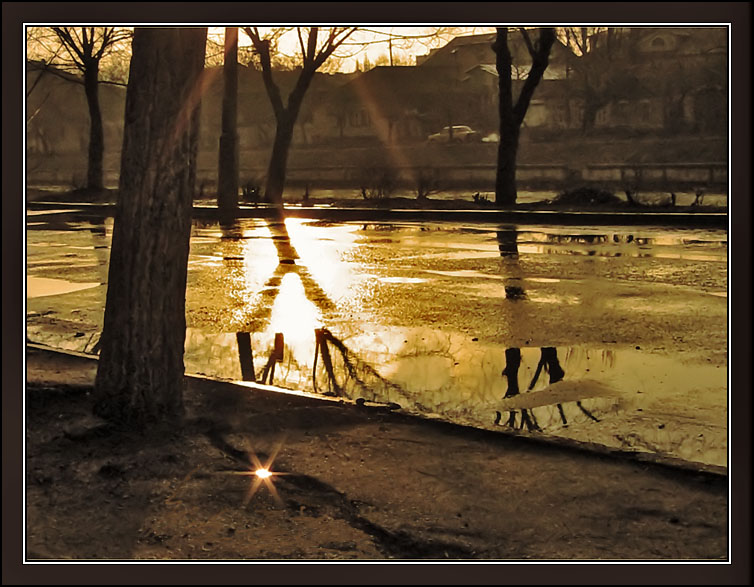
218;27;239;216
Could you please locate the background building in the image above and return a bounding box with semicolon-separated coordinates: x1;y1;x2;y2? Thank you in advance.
25;28;728;192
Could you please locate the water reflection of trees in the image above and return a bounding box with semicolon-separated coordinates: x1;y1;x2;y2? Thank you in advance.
521;232;647;246
496;346;601;432
312;327;407;407
513;230;662;259
218;220;610;434
222;217;334;385
497;225;525;300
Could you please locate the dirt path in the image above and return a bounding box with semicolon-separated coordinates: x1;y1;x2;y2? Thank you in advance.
23;347;727;562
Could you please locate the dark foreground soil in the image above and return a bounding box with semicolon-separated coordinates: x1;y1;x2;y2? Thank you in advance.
23;347;728;563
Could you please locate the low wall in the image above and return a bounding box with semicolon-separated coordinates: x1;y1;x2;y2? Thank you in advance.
582;163;727;190
26;139;728;193
205;162;726;192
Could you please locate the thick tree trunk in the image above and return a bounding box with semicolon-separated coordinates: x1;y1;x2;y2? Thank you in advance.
83;63;104;191
94;27;207;429
218;27;239;217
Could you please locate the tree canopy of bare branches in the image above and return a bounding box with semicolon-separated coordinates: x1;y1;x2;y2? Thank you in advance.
557;27;640;132
28;27;132;190
241;26;357;206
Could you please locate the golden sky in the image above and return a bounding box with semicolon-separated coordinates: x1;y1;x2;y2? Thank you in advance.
27;26;496;74
212;26;496;71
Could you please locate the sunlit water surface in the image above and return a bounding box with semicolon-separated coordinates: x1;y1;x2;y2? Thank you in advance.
26;216;728;468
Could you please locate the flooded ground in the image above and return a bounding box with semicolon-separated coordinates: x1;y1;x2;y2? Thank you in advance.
26;214;728;468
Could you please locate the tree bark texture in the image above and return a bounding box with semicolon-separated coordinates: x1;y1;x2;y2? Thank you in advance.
218;27;239;216
94;27;207;428
83;63;104;191
494;27;555;207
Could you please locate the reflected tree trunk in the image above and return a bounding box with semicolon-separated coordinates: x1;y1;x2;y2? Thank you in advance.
236;331;256;381
502;347;522;398
541;347;565;383
94;27;208;428
497;226;525;300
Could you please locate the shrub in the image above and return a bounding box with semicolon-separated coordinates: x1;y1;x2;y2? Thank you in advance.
358;166;397;200
552;187;623;206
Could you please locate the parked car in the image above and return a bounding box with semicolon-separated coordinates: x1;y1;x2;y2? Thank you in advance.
427;125;479;143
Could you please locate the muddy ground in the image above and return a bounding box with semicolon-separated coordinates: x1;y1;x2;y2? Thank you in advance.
23;347;728;565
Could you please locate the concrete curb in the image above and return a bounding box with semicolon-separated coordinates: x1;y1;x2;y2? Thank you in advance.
26;343;728;480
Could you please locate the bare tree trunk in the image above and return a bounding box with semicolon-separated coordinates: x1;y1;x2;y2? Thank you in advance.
244;27;356;207
263;73;311;205
83;63;104;191
264;116;295;205
494;27;555;207
495;29;516;205
495;28;517;206
218;27;239;216
94;27;207;429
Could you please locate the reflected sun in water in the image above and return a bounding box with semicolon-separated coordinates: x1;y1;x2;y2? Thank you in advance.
268;272;323;359
283;217;359;301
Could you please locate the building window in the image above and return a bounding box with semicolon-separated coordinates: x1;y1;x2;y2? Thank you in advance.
615;100;630;119
349;110;371;128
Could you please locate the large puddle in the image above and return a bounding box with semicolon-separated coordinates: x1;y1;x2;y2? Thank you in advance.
26;216;728;468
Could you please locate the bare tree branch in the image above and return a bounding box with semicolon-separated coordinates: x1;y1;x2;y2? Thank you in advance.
519;28;535;57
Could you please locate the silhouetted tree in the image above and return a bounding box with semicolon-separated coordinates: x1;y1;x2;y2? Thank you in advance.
49;27;132;191
94;27;207;429
493;27;556;206
559;27;640;133
242;27;356;206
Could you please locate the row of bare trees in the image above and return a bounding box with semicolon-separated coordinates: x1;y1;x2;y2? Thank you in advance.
27;27;131;191
213;25;557;208
27;26;581;210
28;25;566;425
